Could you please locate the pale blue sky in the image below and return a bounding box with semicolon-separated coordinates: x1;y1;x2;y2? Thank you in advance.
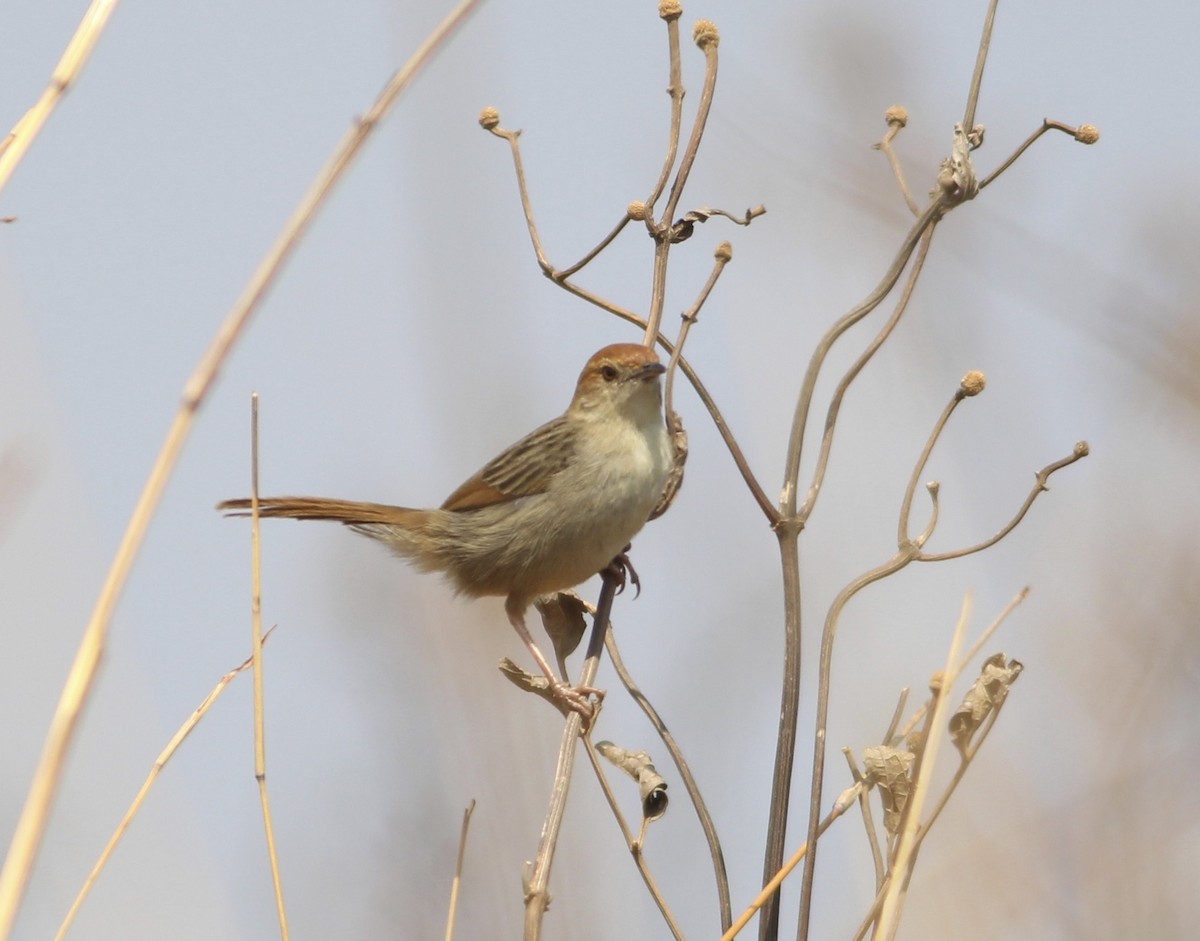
1;1;1195;938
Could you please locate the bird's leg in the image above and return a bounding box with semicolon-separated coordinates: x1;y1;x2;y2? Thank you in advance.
601;544;640;598
506;604;604;722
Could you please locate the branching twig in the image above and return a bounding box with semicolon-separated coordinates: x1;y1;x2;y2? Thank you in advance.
556;211;636;280
918;442;1089;561
800;229;935;523
793;371;1051;940
581;739;686;941
664;240;732;421
897;373;983;546
780;194;948;524
873;106;920;216
843;748;886;890
659;21;720;230
523;575;618;940
642;21;720;347
605;629;732;929
962;0;1000;131
872;597;969;941
644;1;686;213
979;119;1100;191
52;636;272;941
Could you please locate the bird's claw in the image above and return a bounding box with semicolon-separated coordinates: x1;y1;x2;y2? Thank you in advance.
603;545;641;598
552;682;605;727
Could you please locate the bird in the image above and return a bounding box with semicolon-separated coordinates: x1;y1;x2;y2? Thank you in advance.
218;342;674;718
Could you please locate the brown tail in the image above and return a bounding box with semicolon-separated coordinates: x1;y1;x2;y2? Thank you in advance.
217;496;426;526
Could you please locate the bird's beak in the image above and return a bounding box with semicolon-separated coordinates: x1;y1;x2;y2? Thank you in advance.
634;362;666;381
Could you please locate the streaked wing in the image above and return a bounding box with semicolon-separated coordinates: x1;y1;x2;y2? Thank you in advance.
441;415;575;511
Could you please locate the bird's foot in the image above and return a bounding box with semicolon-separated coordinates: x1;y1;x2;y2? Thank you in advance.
602;545;641;598
551;681;605;727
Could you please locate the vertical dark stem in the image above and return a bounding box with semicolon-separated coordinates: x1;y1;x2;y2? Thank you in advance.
757;528;802;941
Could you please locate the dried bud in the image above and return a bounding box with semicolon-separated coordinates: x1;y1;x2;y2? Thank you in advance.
658;0;682;20
478;106;500;130
715;240;733;261
693;19;719;49
960;370;986;397
884;105;909;128
1074;440;1090;458
1075;123;1100;144
627;200;648;221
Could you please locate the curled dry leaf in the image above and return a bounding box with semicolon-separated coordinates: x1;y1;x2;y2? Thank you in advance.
862;745;915;835
534;591;590;662
949;652;1024;754
667;204;767;243
648;412;688;521
498;657;558;701
595;740;669;821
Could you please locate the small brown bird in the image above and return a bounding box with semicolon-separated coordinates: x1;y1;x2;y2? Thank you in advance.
219;343;673;717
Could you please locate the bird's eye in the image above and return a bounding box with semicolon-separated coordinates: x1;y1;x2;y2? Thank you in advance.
600;364;618;381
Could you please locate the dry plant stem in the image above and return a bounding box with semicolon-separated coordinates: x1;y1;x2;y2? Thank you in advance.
487;114;648;291
793;547;919;941
897;393;968;545
581;739;635;845
882;689;910;747
523;576;618;941
642;40;720;346
722;803;846;941
605;630;732;929
875;126;920;216
801;230;934;522
761;198;945;941
850;593;1026;941
979;120;1093;191
843;749;885;891
793;382;970;941
919;696;1009;834
581;739;686;941
889;587;1027;747
51;642;266;941
249;395;290;940
873;599;969;941
780;194;947;521
756;530;801;941
849;702;1009;941
0;0;119;197
644;12;685;212
0;5;482;935
917;442;1089;561
444;800;476;941
555;212;634;280
487;127;553;273
488;96;774;521
644;241;673;348
962;0;1000;131
660;42;718;233
664;247;731;420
